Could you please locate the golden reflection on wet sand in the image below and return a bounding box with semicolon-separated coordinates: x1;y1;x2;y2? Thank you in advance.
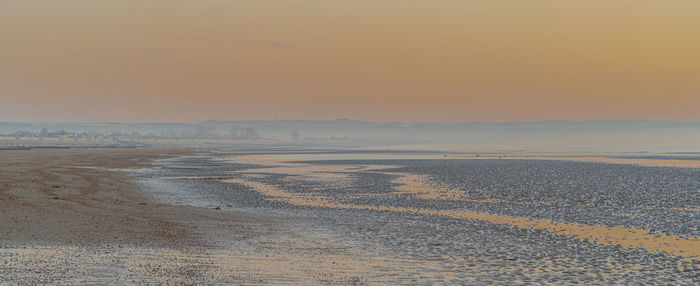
216;153;700;261
390;174;699;213
390;173;562;208
225;151;700;168
391;173;467;201
449;154;700;168
222;172;700;261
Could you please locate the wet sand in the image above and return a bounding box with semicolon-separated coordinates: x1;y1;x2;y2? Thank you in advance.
2;147;699;284
0;148;226;283
209;150;699;283
0;148;198;248
0;148;379;284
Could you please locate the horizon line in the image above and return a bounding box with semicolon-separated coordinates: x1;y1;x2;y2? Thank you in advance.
1;119;700;125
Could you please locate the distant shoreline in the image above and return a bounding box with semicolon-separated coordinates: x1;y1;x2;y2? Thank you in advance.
0;145;142;151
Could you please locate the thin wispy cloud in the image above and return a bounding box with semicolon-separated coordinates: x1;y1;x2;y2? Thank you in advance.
174;36;210;40
263;41;295;49
142;48;182;53
234;40;296;50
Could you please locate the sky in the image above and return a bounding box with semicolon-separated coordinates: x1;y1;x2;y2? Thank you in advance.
1;0;699;122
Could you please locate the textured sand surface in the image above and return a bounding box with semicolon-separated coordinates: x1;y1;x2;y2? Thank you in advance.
2;148;698;284
0;148;198;247
0;148;392;284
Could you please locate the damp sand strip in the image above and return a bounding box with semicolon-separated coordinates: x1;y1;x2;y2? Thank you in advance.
222;178;700;261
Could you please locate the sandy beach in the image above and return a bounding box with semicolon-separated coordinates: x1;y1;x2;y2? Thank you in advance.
0;148;201;247
0;148;394;284
0;148;225;283
2;147;698;284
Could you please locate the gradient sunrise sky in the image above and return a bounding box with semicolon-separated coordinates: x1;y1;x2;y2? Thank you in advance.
1;1;699;122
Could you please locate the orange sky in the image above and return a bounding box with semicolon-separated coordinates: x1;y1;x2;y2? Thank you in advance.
1;1;699;122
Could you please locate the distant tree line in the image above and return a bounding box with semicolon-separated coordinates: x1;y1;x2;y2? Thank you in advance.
2;126;263;141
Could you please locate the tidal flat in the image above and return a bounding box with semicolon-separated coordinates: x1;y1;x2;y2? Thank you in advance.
1;148;699;284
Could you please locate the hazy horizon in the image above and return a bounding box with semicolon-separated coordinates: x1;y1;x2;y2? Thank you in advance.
3;120;699;152
4;118;700;124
